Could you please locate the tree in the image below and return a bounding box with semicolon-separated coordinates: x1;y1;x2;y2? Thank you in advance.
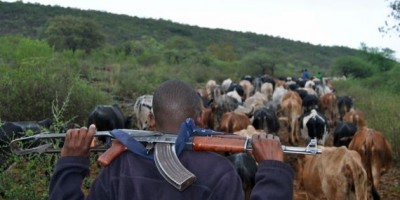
359;43;396;72
207;43;238;61
241;48;282;76
163;36;194;64
45;15;105;53
332;56;375;78
379;0;400;36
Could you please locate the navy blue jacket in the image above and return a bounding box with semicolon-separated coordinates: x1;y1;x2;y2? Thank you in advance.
49;151;294;200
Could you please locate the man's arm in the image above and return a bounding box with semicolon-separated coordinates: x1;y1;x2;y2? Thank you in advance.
250;134;294;200
250;160;294;200
49;156;90;200
48;125;96;200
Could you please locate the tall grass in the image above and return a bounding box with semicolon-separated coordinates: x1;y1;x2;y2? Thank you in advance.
334;79;400;160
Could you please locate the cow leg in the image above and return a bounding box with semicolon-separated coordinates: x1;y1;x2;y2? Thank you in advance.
289;119;297;145
288;123;294;145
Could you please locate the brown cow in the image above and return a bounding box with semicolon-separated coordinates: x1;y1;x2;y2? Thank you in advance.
280;91;302;144
199;107;215;129
349;127;393;200
298;146;368;200
233;125;264;138
343;108;367;129
319;92;339;129
338;96;353;120
219;111;251;133
281;90;302;105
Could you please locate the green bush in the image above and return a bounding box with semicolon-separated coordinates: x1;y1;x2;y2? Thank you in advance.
0;36;111;124
0;36;53;67
332;56;376;78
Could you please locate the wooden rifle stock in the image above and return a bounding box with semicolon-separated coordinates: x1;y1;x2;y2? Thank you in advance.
98;140;127;167
192;135;248;152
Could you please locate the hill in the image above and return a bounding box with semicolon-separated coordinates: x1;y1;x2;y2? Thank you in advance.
0;1;359;70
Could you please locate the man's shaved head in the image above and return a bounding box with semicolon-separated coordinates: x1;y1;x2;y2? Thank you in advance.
152;80;203;133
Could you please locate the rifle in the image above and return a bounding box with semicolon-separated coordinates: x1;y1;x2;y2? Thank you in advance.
10;129;321;191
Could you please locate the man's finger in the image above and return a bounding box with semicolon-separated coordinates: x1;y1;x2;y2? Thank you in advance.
85;124;96;145
267;134;274;139
88;124;96;135
273;135;280;141
252;134;260;142
65;129;73;142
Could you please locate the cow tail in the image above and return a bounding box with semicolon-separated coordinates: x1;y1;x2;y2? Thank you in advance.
365;130;380;200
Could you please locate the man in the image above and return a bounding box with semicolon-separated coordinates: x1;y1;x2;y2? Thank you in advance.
49;80;294;200
302;69;310;80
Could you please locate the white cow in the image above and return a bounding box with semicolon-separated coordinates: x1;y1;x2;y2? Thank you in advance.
133;95;153;130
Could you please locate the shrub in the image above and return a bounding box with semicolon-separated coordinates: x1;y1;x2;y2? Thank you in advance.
332;56;376;78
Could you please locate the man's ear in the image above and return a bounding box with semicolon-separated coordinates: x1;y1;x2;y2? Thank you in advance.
147;112;156;131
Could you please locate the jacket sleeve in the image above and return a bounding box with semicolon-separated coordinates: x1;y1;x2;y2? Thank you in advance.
48;156;90;200
250;160;294;200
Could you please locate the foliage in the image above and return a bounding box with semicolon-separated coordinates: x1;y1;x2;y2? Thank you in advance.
360;62;400;94
241;48;284;76
0;154;56;199
0;35;53;67
45;15;105;53
0;36;111;124
359;43;397;72
207;43;239;61
0;152;100;200
379;0;400;37
0;0;363;76
331;56;376;78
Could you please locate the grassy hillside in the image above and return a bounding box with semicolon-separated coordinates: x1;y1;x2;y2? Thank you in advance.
0;1;358;69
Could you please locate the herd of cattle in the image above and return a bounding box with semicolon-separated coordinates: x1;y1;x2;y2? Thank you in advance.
0;74;394;199
192;75;393;200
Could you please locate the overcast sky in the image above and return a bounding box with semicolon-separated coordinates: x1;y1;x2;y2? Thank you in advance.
4;0;400;60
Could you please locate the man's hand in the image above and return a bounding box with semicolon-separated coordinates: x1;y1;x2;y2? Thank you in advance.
61;124;96;157
251;133;284;162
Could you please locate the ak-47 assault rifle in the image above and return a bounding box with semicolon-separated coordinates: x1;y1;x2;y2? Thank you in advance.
10;129;321;191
